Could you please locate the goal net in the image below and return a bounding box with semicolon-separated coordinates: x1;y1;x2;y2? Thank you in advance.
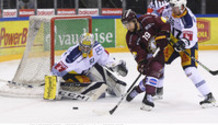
0;15;92;97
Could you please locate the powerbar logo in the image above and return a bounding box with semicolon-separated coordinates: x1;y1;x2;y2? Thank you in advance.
0;28;28;47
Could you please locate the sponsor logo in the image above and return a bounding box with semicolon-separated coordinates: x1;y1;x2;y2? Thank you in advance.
183;31;193;41
55;61;68;72
101;8;122;15
37;9;55;16
79;9;99;16
197;19;210;43
3;9;17;18
0;28;28;47
57;9;76;15
19;9;35;17
149;78;157;85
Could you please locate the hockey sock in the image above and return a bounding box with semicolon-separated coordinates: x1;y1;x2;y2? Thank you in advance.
184;67;211;96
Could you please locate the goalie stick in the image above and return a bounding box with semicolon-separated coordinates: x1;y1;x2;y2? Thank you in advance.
0;79;93;89
0;79;45;88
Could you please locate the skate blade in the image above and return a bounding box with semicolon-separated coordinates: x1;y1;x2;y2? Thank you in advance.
201;102;218;109
153;95;163;101
140;104;153;111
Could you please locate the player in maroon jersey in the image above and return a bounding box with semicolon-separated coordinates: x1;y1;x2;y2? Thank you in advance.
121;9;170;111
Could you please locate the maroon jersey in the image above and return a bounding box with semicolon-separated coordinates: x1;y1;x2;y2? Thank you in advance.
126;14;170;64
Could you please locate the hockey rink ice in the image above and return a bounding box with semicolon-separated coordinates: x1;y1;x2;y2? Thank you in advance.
0;51;218;124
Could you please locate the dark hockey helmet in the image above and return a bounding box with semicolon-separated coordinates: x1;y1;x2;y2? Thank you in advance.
121;9;137;24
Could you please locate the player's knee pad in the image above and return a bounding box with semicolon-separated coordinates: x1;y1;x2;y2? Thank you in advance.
148;61;164;79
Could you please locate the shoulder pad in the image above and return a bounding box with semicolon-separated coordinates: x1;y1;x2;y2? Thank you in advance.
181;11;193;28
65;46;82;63
93;41;100;47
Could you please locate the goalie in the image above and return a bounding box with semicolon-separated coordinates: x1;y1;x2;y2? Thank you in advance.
44;33;128;101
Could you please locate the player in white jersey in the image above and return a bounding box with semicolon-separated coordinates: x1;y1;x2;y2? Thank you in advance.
156;0;216;106
50;33;128;100
147;0;170;16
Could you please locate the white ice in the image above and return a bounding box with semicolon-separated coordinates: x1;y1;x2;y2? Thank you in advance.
0;51;218;124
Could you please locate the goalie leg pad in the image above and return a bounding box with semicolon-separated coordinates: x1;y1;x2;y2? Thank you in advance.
44;75;59;100
93;63;127;97
105;70;127;97
81;82;108;101
58;82;108;101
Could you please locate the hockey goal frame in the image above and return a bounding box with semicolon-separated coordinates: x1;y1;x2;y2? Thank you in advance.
0;16;92;98
50;16;92;69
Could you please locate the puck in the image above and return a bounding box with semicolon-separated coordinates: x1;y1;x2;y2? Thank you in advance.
72;107;79;110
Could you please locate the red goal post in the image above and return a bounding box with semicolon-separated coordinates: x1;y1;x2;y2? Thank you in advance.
50;16;92;69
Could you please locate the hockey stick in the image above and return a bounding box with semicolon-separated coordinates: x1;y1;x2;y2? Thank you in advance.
170;40;218;76
182;50;218;75
0;79;45;88
109;47;160;115
0;79;89;89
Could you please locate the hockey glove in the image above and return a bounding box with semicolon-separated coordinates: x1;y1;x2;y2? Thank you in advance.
173;38;190;52
138;63;149;75
137;56;152;75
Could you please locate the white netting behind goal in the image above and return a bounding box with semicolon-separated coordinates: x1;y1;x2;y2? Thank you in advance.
13;16;51;85
0;15;91;97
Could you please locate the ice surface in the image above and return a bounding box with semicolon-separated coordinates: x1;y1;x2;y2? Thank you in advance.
0;51;218;124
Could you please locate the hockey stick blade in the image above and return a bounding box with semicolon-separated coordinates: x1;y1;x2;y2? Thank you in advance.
8;81;45;88
0;79;45;88
209;70;218;75
109;105;118;115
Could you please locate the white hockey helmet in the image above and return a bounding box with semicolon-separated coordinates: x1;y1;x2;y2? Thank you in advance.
79;33;94;57
169;0;187;9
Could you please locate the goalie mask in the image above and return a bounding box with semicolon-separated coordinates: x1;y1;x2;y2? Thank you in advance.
79;33;94;58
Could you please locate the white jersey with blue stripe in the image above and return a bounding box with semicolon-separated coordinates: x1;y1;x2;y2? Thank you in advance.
162;7;198;49
52;41;116;77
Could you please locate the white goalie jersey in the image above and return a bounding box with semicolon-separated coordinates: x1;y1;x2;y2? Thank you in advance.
162;7;198;49
52;41;116;77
